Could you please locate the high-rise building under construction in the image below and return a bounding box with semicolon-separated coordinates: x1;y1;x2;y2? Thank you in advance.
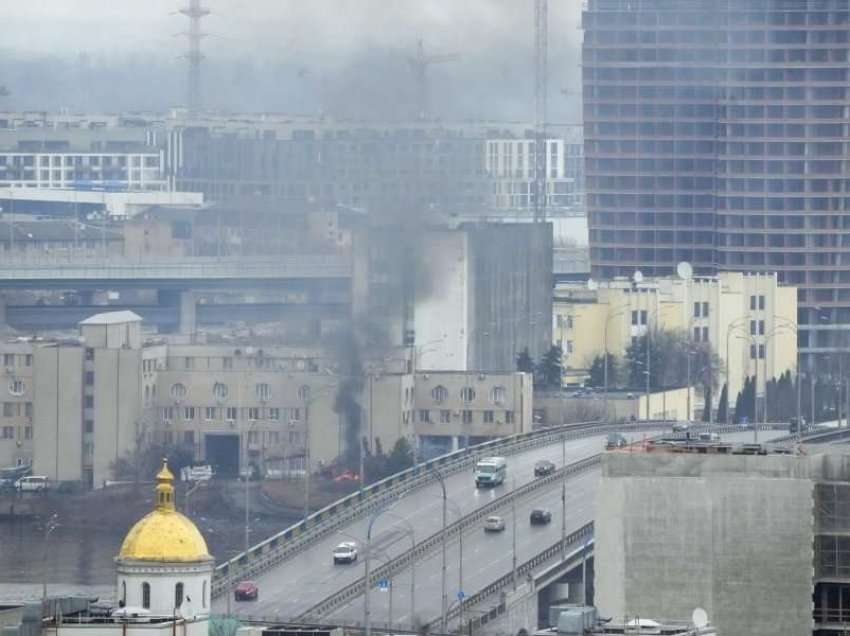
583;0;850;363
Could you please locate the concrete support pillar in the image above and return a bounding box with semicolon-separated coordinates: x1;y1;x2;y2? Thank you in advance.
157;289;196;335
0;293;7;330
178;291;197;337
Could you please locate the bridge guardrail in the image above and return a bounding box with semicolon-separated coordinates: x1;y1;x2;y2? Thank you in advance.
294;422;790;621
439;524;594;633
212;419;676;597
296;453;603;621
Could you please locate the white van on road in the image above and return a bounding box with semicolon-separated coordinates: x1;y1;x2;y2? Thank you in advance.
474;456;507;488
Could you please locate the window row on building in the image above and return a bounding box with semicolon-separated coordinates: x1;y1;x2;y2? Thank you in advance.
417;409;515;425
160;405;303;423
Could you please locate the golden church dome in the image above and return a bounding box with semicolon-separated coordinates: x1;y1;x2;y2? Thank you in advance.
118;459;211;563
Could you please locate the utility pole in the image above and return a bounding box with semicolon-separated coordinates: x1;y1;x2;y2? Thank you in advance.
178;0;210;115
512;478;518;590
533;0;549;223
561;434;567;562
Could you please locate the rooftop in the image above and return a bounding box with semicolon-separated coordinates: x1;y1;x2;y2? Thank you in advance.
79;310;142;326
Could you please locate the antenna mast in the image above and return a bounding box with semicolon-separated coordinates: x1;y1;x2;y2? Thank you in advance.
179;0;210;115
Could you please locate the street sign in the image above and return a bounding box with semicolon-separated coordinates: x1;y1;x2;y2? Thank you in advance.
376;579;390;591
457;591;465;600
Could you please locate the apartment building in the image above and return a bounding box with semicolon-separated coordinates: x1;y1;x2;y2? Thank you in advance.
9;311;533;487
583;0;850;363
413;370;533;457
553;272;797;400
0;343;34;469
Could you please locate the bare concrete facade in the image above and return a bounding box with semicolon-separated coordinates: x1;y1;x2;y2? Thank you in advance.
595;452;814;636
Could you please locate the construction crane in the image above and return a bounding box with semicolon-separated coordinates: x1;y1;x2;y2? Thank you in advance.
534;0;548;222
407;39;460;121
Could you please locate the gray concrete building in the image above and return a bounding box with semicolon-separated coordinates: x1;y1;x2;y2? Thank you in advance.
582;0;850;363
595;446;850;636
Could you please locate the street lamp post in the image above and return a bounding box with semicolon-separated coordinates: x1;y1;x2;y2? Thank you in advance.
724;317;751;425
369;510;416;628
42;513;59;614
244;420;260;554
603;306;628;422
363;500;411;636
430;467;449;633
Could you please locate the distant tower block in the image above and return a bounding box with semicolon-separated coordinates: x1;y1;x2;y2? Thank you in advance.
179;0;210;114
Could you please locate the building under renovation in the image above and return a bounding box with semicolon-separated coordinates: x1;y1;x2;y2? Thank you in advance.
596;443;850;636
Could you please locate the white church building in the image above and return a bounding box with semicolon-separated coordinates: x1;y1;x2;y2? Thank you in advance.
43;460;213;636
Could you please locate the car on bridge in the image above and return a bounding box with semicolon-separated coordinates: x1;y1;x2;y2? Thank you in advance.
530;508;552;525
333;541;359;564
534;460;556;477
484;515;506;532
234;580;259;601
672;422;690;433
605;433;628;449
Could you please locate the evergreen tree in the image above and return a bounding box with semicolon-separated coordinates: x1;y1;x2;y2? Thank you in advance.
702;386;712;422
516;348;534;374
536;345;564;389
716;383;729;424
734;387;744;424
587;353;619;388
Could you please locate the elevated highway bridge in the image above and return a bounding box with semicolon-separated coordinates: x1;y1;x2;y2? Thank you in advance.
211;423;792;629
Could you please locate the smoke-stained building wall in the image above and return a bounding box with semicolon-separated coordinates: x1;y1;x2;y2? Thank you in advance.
583;0;850;362
468;222;553;371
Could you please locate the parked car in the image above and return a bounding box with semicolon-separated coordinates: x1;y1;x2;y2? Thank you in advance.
672;422;690;433
698;432;721;442
234;581;259;601
0;478;14;493
530;509;552;525
333;541;359;564
534;460;556;477
333;470;359;483
483;515;506;532
15;476;48;492
605;433;628;450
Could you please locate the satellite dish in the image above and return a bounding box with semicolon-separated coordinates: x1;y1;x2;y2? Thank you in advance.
587;278;599;291
677;261;693;281
633;270;644;284
692;608;709;628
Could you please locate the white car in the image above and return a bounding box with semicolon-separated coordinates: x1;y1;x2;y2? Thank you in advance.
15;476;48;492
333;541;358;564
484;515;506;532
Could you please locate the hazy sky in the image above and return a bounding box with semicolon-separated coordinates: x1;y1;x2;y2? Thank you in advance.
1;1;583;120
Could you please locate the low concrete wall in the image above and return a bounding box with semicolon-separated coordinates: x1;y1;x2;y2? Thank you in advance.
595;452;814;636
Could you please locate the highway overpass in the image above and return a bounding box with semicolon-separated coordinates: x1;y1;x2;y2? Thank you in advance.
0;256;350;290
211;424;789;627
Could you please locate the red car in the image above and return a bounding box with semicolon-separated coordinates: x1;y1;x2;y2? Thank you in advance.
234;580;259;601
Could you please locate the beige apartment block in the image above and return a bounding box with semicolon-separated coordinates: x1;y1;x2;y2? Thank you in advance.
413;370;533;456
16;310;534;487
554;272;797;401
0;343;34;470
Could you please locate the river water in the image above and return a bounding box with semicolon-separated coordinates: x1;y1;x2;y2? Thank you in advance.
0;514;294;586
0;522;123;584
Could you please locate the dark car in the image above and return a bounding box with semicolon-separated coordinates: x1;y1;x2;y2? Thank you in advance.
234;580;259;601
530;509;552;525
605;433;628;450
534;460;556;477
